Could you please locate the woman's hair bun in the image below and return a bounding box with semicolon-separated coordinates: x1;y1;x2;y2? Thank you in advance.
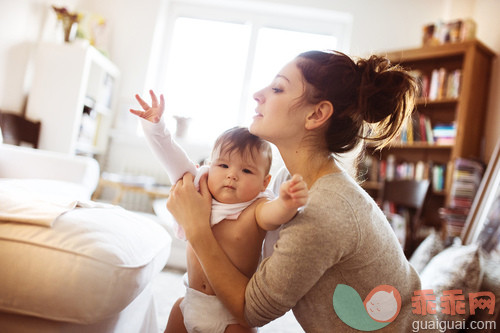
354;55;419;148
356;55;417;124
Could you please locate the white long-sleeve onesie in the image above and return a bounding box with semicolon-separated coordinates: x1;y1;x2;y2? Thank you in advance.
141;117;273;239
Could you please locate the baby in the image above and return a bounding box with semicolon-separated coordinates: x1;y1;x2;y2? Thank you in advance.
131;90;308;333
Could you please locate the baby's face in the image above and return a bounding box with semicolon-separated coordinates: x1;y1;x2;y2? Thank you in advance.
208;148;270;204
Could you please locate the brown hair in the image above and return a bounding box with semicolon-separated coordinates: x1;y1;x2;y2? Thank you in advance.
212;127;273;175
296;50;418;153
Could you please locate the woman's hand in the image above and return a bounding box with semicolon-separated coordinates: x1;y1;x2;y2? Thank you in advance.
129;89;165;123
167;172;212;240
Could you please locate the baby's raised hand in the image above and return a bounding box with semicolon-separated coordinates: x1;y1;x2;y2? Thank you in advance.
129;89;165;123
280;174;308;209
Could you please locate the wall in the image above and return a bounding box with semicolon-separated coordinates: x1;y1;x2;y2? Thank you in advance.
473;0;500;162
76;0;167;133
0;0;59;112
0;0;498;163
266;0;446;55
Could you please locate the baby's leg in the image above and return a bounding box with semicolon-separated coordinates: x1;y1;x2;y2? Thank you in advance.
164;297;188;333
224;323;257;333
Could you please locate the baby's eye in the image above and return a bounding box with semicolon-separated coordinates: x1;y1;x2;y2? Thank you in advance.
272;87;283;93
243;169;253;174
219;164;229;168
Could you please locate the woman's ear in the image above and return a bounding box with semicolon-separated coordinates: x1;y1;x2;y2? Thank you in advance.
305;101;333;130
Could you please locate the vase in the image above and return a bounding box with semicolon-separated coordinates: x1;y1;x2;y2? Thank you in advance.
173;116;191;138
63;21;78;43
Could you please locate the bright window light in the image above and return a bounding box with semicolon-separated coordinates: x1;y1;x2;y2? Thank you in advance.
157;2;351;142
163;17;250;142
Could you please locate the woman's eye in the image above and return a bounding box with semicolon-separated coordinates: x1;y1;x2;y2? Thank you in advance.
272;87;283;93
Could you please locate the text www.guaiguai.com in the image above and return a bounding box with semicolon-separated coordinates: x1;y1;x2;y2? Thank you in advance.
412;319;496;332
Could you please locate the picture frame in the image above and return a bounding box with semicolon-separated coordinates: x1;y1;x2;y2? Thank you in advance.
462;138;500;255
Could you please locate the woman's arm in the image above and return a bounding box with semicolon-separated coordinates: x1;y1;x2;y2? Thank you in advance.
255;174;308;231
167;173;251;325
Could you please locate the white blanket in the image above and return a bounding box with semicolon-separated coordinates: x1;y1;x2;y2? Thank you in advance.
0;181;111;227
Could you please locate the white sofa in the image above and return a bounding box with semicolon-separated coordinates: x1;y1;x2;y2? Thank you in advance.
0;144;171;333
0;143;100;198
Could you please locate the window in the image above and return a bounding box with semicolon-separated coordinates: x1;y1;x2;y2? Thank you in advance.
155;0;352;142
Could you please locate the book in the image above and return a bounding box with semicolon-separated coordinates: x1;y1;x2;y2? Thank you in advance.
424;116;434;143
386;155;396;181
433;123;456;144
446;69;462;99
422;19;476;47
426;67;462;101
432;164;446;191
429;69;440;100
415;161;426;181
410;70;430;98
441;158;485;236
419;114;427;142
420;74;430;98
436;67;447;99
401;113;434;144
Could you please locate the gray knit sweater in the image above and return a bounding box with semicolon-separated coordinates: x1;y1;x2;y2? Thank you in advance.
244;171;437;332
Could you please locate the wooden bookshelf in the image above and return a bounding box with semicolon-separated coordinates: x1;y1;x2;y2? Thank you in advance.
362;40;495;228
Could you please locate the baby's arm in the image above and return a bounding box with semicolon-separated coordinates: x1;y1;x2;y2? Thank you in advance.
255;174;308;231
130;90;197;183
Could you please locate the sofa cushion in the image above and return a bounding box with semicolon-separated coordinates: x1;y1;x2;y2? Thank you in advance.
0;178;91;202
0;179;89;227
419;243;483;331
409;230;445;273
0;206;171;324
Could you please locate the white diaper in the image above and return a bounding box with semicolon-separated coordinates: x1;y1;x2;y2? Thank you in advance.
179;286;238;333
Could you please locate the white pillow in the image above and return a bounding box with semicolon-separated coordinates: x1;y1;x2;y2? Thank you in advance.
419;243;483;331
409;230;445;273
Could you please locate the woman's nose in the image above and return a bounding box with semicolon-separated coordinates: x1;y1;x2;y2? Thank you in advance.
253;89;264;103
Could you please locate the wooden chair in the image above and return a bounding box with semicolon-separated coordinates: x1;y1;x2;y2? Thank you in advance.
0;111;41;148
381;179;431;257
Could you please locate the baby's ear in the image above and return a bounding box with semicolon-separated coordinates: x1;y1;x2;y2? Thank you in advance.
263;174;272;189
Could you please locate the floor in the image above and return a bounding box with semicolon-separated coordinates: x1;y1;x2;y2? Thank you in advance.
152;268;304;333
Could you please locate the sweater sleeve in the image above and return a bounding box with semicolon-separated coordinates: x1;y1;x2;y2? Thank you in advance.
141;117;197;184
244;186;360;327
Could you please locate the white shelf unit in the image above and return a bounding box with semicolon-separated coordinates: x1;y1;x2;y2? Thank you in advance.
27;42;120;155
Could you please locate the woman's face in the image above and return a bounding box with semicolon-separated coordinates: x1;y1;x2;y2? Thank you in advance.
251;59;311;146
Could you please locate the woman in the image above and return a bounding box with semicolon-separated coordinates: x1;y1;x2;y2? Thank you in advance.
167;50;437;332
